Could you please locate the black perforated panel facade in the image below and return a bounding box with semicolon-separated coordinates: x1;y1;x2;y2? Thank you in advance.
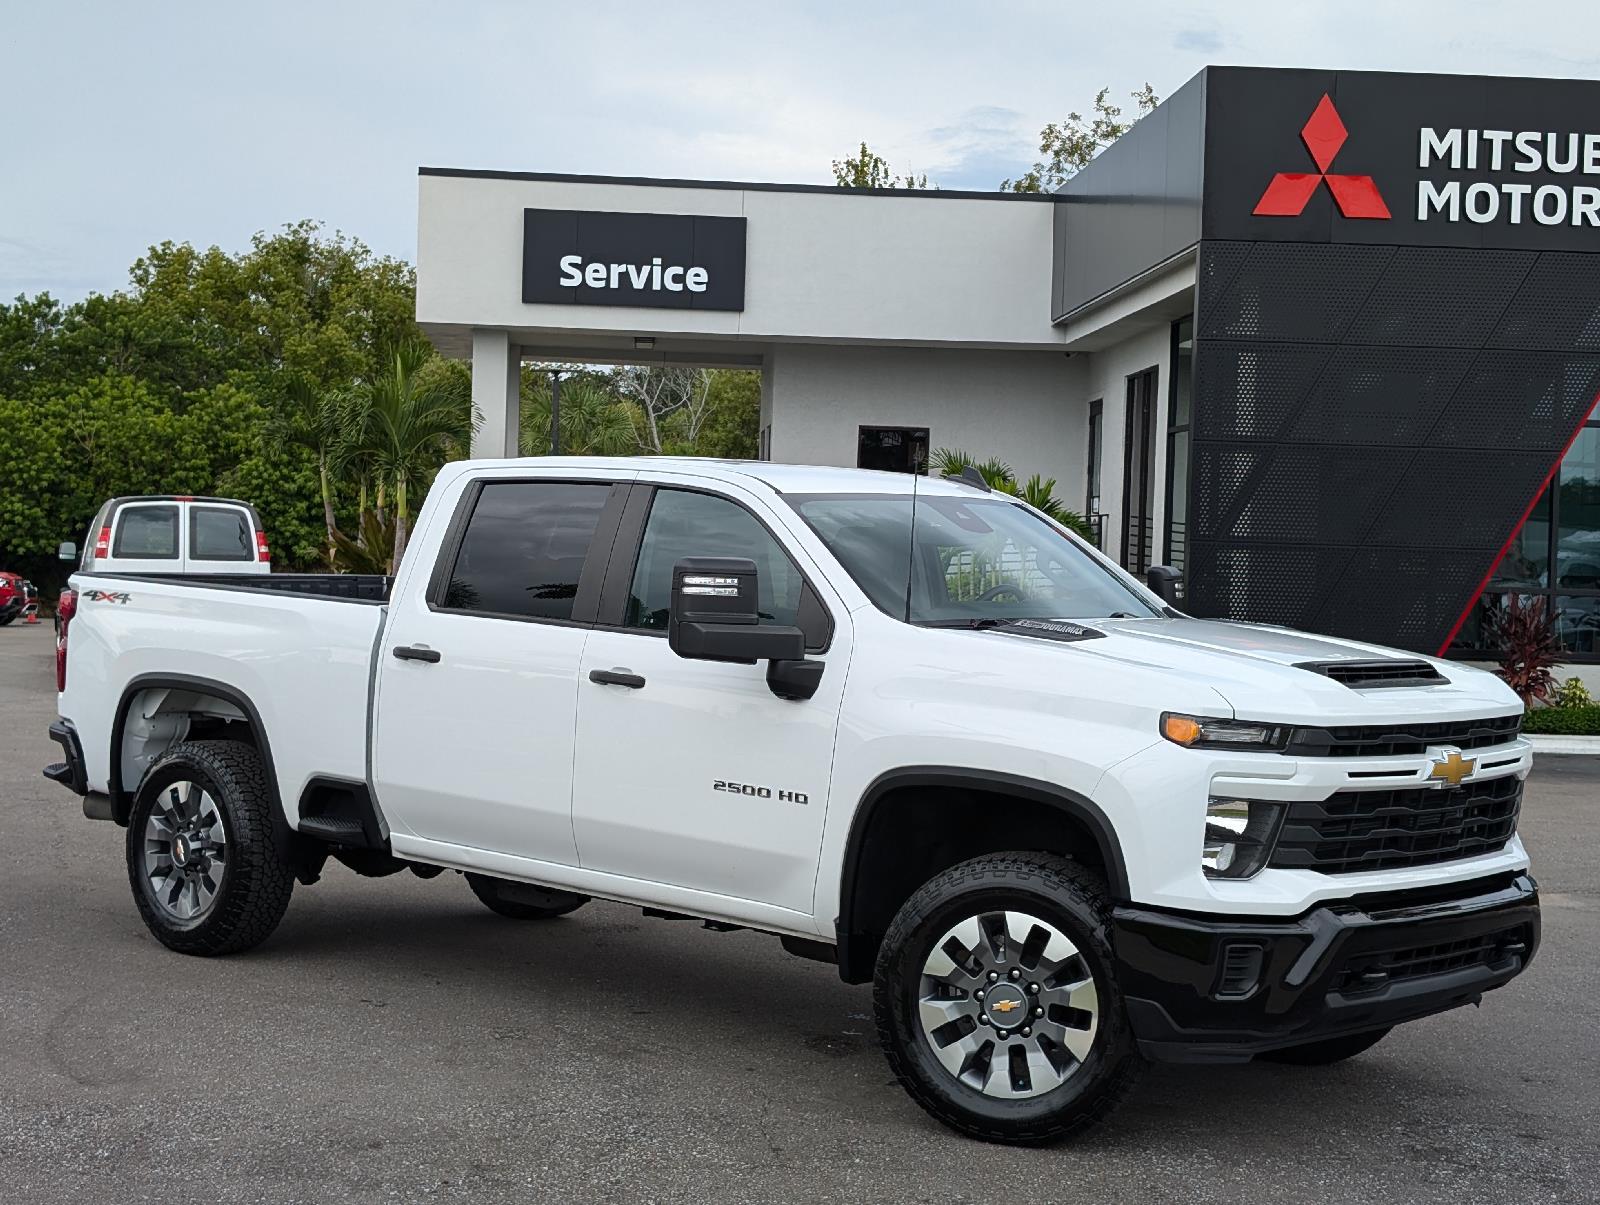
1186;240;1600;652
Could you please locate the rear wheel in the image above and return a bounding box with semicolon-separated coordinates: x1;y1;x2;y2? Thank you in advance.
465;873;588;920
873;852;1141;1145
126;741;294;955
1259;1027;1391;1065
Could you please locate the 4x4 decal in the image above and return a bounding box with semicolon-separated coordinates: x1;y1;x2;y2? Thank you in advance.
82;589;132;605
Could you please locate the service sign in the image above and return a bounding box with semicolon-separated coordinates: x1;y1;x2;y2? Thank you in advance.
522;209;747;311
1203;68;1600;251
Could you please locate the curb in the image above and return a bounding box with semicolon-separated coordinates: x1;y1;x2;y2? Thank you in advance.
1527;734;1600;756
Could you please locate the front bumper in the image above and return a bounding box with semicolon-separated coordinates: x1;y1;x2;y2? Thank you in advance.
1112;871;1539;1062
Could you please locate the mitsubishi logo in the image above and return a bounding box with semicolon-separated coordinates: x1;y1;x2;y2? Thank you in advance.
1254;94;1392;219
1428;749;1477;788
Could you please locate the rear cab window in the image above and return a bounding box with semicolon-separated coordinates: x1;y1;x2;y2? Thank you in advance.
111;505;179;560
435;480;615;621
189;505;255;561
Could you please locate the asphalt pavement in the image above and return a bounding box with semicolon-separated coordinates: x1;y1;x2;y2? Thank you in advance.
1;621;1596;1203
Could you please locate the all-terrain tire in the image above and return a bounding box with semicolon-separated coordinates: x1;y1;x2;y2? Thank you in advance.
873;852;1142;1145
125;740;294;956
465;873;589;920
1258;1026;1391;1065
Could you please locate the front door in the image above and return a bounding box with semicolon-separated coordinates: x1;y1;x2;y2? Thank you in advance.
571;482;848;914
373;474;626;862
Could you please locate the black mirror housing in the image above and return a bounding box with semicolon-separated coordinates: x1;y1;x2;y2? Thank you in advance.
1146;564;1183;606
669;556;805;664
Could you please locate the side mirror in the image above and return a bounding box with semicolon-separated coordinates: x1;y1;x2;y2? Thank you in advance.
669;557;805;664
1146;564;1183;607
58;541;78;563
668;557;826;700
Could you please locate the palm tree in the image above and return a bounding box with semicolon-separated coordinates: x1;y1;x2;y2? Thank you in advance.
931;447;1095;541
519;372;638;456
333;339;474;571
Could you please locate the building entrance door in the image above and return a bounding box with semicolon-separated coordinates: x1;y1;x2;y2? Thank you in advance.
1122;368;1158;574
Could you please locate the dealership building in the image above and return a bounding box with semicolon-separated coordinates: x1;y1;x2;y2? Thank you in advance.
416;65;1600;663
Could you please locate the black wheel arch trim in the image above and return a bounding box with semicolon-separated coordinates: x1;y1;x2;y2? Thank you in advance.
833;765;1131;983
108;673;283;827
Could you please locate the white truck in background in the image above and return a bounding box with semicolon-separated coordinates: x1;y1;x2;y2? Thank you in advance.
46;457;1540;1144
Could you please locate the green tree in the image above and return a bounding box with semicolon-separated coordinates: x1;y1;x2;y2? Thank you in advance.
832;142;932;189
1002;85;1159;193
519;367;638;456
333;339;474;569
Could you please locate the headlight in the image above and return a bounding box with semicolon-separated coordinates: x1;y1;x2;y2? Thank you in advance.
1162;713;1288;751
1202;797;1285;879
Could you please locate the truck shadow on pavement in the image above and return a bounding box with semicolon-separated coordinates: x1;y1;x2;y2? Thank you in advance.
219;871;1496;1151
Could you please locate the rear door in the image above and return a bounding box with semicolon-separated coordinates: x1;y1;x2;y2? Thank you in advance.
106;502;181;574
371;470;631;863
184;503;266;574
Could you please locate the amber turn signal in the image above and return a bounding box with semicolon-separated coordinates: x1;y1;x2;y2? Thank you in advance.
1162;714;1203;746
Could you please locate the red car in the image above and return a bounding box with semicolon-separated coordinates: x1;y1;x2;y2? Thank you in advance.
0;571;38;626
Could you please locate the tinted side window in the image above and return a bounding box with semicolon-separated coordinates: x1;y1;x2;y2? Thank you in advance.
113;506;179;559
626;489;806;633
441;481;612;620
190;506;253;561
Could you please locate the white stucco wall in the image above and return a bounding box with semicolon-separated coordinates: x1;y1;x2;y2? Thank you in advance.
1073;327;1174;561
417;172;1067;351
767;344;1087;500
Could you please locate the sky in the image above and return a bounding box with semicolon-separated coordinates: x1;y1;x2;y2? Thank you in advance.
4;0;1599;301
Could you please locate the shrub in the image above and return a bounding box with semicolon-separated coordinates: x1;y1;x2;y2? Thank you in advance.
1521;705;1600;735
1484;595;1562;706
1552;676;1594;710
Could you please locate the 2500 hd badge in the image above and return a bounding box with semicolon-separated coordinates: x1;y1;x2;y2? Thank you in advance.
713;779;809;804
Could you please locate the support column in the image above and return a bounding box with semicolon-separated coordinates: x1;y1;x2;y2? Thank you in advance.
469;329;520;458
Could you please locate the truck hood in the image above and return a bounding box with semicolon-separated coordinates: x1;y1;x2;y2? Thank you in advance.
983;616;1521;725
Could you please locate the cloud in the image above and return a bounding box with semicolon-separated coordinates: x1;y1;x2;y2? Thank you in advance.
921;106;1036;190
1174;26;1225;53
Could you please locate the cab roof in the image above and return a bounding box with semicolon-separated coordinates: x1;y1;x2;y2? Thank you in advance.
456;456;992;497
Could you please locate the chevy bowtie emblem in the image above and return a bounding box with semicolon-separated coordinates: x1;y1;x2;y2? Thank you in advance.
1254;94;1391;219
1428;750;1476;788
990;999;1022;1014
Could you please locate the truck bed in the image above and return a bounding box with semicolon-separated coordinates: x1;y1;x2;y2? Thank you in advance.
60;571;388;808
79;572;392;602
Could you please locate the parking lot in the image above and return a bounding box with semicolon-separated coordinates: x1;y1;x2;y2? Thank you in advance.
1;622;1596;1204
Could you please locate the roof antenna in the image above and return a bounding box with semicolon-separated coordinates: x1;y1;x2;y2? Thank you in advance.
952;465;992;492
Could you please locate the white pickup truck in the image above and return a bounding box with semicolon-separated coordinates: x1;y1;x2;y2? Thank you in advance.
46;457;1540;1144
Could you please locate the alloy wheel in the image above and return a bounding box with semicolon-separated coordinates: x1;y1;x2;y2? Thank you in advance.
141;780;228;921
917;909;1100;1099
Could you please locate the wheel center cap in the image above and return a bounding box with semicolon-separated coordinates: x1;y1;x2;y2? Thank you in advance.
986;985;1028;1023
172;834;192;866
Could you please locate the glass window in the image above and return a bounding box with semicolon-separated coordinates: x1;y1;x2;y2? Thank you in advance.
441;481;611;620
793;493;1162;625
857;426;929;475
1556;427;1600;590
112;505;179;559
627;489;805;631
189;506;254;561
1454;405;1600;659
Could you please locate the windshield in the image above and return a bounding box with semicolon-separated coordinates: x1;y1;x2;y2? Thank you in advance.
790;493;1163;624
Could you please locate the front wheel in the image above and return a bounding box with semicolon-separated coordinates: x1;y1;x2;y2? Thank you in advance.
1259;1027;1391;1065
873;853;1142;1145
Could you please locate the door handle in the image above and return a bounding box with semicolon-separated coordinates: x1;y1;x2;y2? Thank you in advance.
588;668;646;689
392;645;441;664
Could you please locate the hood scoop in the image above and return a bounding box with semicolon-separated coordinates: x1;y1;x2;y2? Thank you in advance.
991;618;1107;644
1295;659;1447;689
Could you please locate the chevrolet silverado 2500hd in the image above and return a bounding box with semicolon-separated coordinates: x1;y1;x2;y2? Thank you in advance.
45;458;1539;1144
